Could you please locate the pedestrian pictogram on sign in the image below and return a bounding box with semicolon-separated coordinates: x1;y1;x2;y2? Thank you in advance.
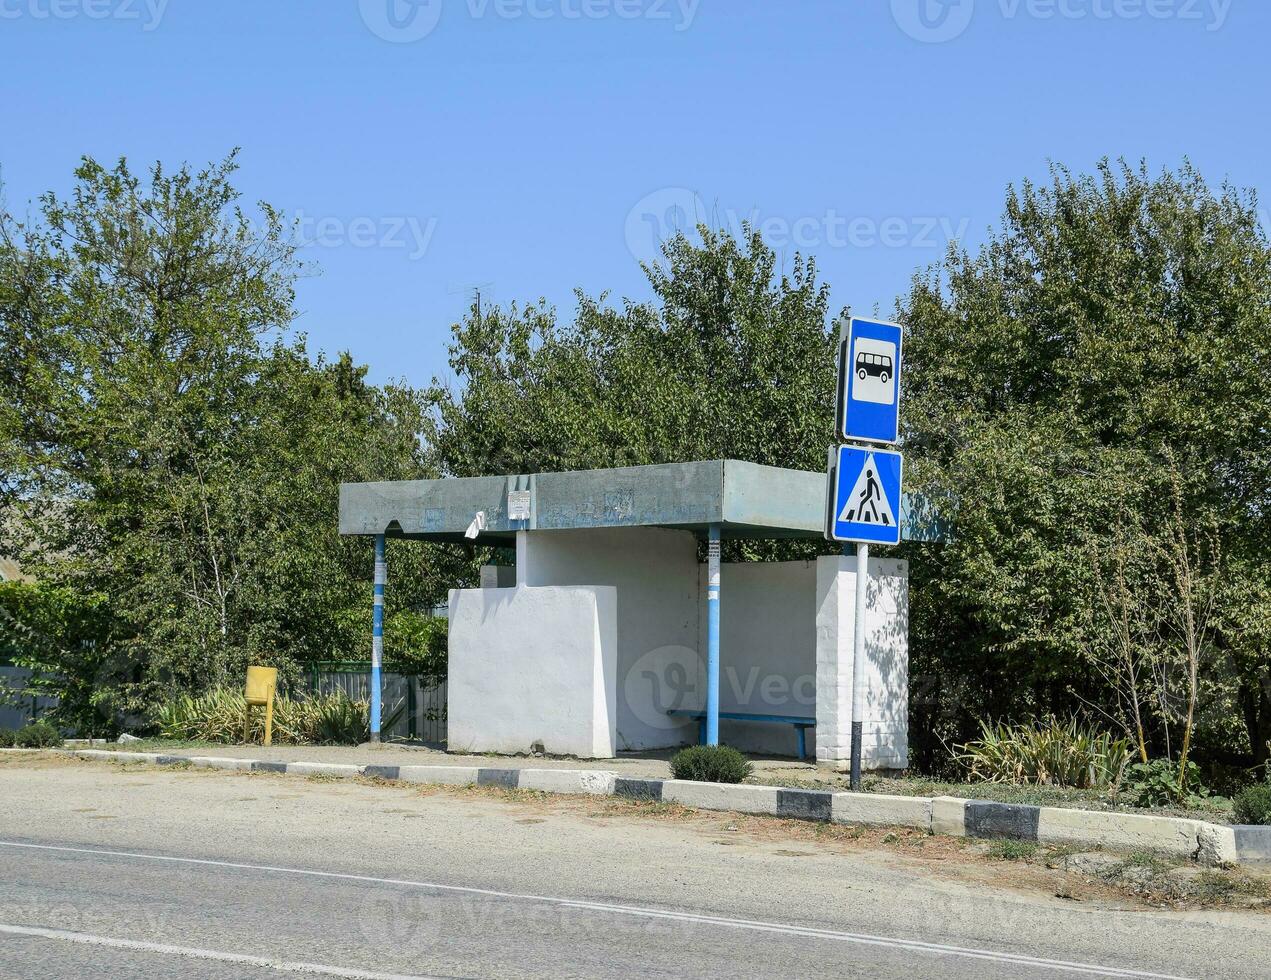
825;444;903;545
837;454;896;527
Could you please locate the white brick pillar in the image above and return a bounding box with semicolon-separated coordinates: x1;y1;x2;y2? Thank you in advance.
815;555;909;771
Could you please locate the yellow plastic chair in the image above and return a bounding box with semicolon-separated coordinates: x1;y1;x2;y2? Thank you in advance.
244;666;278;746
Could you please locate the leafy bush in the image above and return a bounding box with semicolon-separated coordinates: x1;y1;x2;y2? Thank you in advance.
0;729;14;748
956;716;1130;789
14;721;63;748
1233;784;1271;825
670;745;752;784
154;688;371;746
0;581;118;737
384;612;448;681
1122;758;1214;807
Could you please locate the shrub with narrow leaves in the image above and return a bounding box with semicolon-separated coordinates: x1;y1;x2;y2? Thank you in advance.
956;716;1129;789
153;688;373;745
670;744;753;784
309;692;370;745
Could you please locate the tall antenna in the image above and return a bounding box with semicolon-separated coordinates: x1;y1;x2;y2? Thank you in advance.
447;281;494;324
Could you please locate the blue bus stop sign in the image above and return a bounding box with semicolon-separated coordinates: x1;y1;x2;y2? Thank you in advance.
826;445;903;546
836;317;902;444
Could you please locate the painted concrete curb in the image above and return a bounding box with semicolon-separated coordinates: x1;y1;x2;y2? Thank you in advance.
660;780;836;822
833;791;931;830
1234;826;1271;865
7;748;1259;865
965;799;1239;864
55;750;623;797
931;796;967;837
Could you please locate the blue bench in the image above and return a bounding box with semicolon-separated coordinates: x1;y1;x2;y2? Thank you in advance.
666;709;816;760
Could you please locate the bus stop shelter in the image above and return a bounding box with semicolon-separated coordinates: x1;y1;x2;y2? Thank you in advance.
340;459;932;767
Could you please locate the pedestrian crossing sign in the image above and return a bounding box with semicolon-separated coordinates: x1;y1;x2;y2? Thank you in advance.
826;445;903;545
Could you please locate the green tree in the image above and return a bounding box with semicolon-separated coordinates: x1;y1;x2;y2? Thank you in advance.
435;226;841;560
900;160;1271;769
0;154;450;731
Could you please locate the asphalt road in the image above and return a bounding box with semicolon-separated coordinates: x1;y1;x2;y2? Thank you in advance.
0;758;1267;979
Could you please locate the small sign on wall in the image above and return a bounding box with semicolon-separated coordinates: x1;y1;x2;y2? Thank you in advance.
507;490;531;522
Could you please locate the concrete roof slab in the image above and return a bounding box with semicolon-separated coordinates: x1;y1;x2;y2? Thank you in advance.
340;460;942;542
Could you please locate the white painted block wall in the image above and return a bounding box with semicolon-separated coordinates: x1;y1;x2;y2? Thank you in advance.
520;527;701;751
447;584;618;757
815;555;909;770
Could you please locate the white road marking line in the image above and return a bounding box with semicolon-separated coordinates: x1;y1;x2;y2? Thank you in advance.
0;922;437;979
0;839;1192;979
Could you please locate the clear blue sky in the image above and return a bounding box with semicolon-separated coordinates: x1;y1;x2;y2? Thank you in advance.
2;0;1264;389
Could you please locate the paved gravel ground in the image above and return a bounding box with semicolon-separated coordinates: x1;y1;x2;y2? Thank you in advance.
1;756;1268;979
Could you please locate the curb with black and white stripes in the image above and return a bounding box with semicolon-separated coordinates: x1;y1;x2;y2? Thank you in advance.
6;748;1262;866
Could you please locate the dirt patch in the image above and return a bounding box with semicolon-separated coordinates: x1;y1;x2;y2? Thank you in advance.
0;751;82;770
1050;850;1271;910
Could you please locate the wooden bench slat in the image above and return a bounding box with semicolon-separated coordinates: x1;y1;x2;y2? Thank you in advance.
665;708;815;759
667;709;813;725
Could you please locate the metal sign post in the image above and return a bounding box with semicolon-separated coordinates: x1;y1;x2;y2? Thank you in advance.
852;542;868;790
827;316;905;790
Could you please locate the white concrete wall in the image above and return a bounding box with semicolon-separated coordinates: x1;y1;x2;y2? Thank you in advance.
696;561;818;756
447;584;617;757
520;527;701;750
815;555;909;770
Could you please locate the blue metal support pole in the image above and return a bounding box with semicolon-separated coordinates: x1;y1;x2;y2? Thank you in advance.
706;524;721;746
371;533;386;743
